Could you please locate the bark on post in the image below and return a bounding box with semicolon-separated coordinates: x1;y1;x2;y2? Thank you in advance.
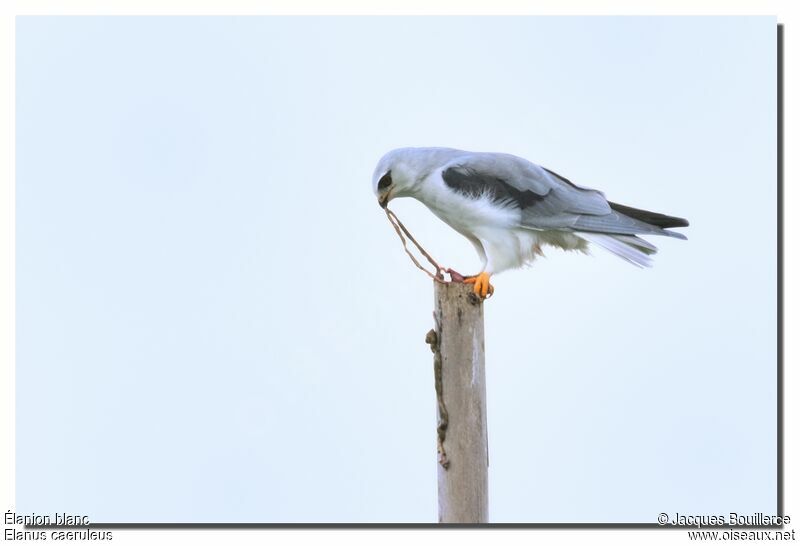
427;280;489;524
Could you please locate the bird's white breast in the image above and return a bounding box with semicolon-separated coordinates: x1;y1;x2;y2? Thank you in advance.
413;170;539;273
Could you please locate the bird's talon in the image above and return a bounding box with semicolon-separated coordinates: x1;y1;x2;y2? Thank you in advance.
463;272;493;299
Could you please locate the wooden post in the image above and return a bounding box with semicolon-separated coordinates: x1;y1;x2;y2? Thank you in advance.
426;281;489;524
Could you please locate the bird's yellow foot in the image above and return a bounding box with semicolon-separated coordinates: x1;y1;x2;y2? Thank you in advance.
463;272;494;299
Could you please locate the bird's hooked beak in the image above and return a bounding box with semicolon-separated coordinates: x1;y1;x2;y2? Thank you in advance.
378;193;390;209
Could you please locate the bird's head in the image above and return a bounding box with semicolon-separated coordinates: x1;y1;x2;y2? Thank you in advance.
372;148;423;209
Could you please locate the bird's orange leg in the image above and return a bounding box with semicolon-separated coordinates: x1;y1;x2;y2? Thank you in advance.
463;272;494;298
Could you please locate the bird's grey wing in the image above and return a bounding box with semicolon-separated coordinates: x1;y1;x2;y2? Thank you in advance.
440;153;683;237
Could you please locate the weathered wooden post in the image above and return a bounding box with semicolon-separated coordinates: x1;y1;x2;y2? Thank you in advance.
426;280;489;524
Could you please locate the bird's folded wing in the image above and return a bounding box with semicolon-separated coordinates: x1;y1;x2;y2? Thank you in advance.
441;153;609;221
440;154;684;238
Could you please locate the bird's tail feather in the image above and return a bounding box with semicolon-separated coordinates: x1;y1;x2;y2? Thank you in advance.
608;202;689;229
578;233;656;268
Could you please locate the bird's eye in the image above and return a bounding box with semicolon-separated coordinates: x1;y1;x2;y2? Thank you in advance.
378;171;392;190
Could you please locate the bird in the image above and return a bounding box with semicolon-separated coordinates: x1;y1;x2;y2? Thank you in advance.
372;147;688;298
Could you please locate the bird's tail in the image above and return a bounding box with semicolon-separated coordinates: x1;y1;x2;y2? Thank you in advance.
577;232;658;268
608;202;689;230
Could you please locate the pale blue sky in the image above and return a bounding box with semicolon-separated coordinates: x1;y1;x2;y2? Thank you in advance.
16;16;777;523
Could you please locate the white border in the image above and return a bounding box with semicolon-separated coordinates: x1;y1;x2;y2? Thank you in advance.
1;3;795;546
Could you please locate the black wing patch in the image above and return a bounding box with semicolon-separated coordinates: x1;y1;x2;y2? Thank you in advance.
442;167;549;209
